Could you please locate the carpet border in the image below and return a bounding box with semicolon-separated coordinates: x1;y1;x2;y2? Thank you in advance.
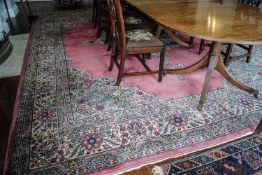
88;126;256;175
3;23;35;175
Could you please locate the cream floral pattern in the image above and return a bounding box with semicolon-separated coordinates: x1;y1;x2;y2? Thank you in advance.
125;16;143;25
126;29;155;41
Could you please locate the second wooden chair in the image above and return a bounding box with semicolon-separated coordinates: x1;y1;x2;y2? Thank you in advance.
223;0;261;65
107;0;166;85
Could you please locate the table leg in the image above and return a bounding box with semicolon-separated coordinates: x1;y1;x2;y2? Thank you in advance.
197;42;221;110
197;41;259;110
216;58;259;97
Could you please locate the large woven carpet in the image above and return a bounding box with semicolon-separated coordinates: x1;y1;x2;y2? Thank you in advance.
4;11;262;175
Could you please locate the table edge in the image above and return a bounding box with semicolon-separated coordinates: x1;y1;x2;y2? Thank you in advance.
126;0;262;45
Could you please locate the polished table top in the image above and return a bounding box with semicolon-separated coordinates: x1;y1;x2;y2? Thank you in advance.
126;0;262;45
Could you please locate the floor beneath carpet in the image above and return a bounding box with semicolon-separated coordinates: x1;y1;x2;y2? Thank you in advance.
0;76;19;173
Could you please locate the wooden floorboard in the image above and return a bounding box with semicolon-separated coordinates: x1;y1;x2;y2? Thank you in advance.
0;76;19;173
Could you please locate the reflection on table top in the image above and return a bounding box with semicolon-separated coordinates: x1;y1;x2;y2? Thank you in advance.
126;0;262;45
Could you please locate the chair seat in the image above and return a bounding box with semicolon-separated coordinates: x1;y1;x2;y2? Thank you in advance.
126;29;163;49
108;0;166;85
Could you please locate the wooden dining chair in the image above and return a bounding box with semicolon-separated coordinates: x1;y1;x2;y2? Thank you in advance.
188;37;206;55
95;0;110;39
223;0;261;66
92;0;98;27
108;0;166;85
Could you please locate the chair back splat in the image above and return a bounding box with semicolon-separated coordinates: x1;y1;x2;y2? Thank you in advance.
108;0;126;52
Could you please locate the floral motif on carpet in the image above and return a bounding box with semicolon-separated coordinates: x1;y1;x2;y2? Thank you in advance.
7;10;262;175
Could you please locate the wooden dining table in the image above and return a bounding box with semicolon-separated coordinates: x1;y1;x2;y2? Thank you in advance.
126;0;262;110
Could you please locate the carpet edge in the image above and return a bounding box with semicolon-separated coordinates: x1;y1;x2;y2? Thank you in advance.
88;126;256;175
3;23;35;175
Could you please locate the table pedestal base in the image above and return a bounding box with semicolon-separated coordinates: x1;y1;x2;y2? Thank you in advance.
197;42;258;110
165;41;259;113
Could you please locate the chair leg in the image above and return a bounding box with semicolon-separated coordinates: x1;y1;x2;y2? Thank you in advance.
107;38;112;51
105;30;109;44
109;43;117;71
224;43;233;66
97;22;102;38
147;53;152;59
109;55;114;72
158;47;166;82
199;39;205;55
116;52;126;86
246;45;253;63
92;0;96;23
93;1;98;28
94;17;98;28
105;24;111;45
155;25;162;38
142;54;146;62
189;37;194;47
